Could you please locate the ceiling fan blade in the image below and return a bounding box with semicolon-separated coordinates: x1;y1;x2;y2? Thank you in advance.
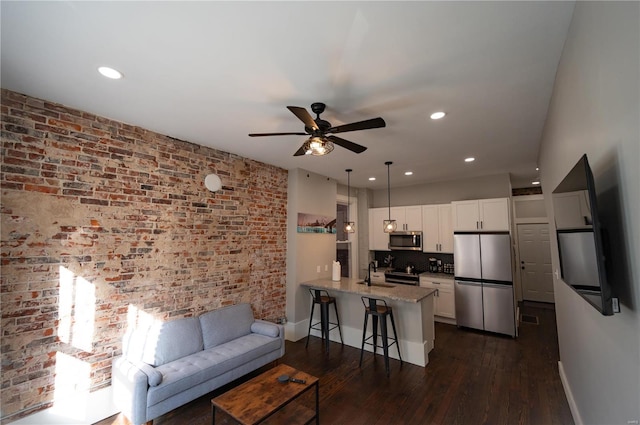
293;144;307;156
248;132;307;137
328;117;386;134
287;106;318;131
327;135;367;154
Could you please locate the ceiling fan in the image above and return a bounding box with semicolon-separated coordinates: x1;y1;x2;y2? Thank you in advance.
249;102;386;156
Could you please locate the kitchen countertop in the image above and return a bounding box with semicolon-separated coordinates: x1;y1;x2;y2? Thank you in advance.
300;277;435;303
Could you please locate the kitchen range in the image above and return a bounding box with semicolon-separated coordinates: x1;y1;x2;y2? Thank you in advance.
385;268;421;285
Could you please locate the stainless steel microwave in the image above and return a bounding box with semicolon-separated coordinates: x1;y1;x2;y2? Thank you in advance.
389;231;423;251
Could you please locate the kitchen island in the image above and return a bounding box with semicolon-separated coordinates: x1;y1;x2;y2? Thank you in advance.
300;277;436;367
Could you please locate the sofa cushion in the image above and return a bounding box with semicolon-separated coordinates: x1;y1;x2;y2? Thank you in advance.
142;317;204;367
148;333;282;406
199;303;254;349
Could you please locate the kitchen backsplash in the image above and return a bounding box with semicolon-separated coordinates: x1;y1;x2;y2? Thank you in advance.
373;251;454;273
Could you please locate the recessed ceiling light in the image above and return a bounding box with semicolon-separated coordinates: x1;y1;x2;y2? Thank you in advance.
404;171;413;176
98;66;123;79
368;177;376;181
464;157;475;162
430;111;446;120
532;180;541;185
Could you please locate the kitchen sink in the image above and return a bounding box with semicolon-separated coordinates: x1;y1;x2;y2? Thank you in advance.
355;281;395;288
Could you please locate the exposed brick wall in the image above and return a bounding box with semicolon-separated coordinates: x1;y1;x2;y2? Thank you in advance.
0;89;288;422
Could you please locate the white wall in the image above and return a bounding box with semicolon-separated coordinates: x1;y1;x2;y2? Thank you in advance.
370;173;512;208
286;168;337;339
538;2;639;424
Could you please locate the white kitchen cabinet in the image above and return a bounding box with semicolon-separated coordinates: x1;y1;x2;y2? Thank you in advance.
421;204;453;253
452;198;510;231
419;276;456;322
368;208;390;251
390;206;422;231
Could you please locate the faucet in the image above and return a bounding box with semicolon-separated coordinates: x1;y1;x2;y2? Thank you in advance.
365;261;377;286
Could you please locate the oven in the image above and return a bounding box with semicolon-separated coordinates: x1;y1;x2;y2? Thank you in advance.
384;270;420;286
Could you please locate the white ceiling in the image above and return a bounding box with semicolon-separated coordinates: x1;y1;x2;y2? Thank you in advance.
1;1;575;190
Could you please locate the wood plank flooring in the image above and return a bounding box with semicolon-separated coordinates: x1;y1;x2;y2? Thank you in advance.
97;301;573;425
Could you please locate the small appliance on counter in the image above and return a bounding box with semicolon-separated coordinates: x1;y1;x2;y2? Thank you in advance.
428;258;438;273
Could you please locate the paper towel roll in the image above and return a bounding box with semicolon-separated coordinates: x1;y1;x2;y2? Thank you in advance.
332;261;341;281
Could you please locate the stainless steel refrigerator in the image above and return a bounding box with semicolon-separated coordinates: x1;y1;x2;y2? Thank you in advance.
454;232;516;337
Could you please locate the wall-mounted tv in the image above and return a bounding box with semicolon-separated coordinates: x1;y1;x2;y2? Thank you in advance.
552;154;617;315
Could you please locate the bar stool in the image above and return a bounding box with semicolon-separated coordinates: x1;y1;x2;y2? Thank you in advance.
306;288;344;351
359;296;402;376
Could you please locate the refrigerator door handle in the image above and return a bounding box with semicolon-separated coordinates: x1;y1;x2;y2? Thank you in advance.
456;280;482;287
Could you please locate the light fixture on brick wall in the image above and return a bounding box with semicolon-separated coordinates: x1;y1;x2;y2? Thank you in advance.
345;169;355;233
204;174;222;192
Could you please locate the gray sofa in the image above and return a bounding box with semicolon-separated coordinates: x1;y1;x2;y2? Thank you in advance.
111;303;285;425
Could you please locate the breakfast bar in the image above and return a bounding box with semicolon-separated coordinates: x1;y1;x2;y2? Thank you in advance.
300;278;436;367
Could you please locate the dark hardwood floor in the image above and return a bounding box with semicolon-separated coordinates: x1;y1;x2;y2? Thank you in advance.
97;302;573;425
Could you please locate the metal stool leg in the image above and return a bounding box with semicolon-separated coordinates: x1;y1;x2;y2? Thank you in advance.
331;301;344;345
359;312;369;367
380;316;390;376
306;299;316;348
372;315;379;355
320;301;330;351
389;310;402;364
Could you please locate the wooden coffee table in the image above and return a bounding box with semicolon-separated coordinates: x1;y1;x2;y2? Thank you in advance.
211;364;319;425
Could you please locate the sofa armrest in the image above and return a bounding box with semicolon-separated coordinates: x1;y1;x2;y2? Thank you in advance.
250;320;281;337
112;356;154;425
251;319;285;358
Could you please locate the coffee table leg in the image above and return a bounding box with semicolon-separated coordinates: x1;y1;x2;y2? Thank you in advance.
211;404;216;425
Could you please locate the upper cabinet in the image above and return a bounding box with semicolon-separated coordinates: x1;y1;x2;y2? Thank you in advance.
368;206;422;251
421;204;453;253
390;206;422;231
369;207;391;251
452;198;510;231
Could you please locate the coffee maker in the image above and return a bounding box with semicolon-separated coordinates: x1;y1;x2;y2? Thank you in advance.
428;258;438;273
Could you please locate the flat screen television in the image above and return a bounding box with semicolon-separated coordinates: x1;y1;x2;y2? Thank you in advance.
552;154;617;315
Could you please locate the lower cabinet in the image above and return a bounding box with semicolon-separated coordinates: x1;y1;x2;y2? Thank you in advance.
419;277;456;323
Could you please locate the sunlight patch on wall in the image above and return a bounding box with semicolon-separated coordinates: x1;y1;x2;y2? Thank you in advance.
58;266;95;352
51;352;91;420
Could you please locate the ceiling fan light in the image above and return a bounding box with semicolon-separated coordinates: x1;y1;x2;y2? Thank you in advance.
303;137;334;156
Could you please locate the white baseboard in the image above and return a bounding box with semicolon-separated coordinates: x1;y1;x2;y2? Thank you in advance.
285;318;431;367
10;385;118;425
558;360;583;425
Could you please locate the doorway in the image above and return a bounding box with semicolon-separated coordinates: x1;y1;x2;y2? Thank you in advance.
517;223;555;303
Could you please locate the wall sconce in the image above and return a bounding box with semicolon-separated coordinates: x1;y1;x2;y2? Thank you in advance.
204;174;222;192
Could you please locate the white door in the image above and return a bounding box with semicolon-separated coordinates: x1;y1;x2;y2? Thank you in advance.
517;223;555;303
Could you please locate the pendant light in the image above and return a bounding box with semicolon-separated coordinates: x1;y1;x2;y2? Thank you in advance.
345;169;355;233
383;161;397;233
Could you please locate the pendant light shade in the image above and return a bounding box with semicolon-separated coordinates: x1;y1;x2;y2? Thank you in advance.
383;161;397;233
345;169;355;233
